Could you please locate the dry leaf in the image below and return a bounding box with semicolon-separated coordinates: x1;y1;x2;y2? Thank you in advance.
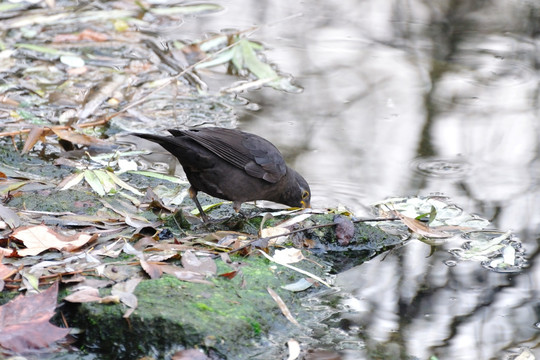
0;254;16;280
273;248;305;265
394;211;452;238
334;214;355;246
51;128;108;147
267;287;299;326
181;251;217;275
0;282;69;352
64;287;102;303
22;127;46;154
111;278;141;318
12;224;98;256
0;204;21;229
140;258;163;279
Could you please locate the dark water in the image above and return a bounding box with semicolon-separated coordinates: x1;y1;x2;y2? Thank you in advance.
180;1;540;359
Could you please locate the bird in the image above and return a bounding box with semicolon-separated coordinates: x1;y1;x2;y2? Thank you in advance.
133;127;311;222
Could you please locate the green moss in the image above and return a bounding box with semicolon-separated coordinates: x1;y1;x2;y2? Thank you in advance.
70;254;323;358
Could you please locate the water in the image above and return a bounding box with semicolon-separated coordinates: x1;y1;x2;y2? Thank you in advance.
176;1;540;359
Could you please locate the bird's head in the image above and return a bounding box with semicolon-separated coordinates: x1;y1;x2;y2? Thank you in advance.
278;168;311;209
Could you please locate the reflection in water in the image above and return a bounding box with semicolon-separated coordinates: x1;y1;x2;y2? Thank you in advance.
335;241;539;360
179;0;540;358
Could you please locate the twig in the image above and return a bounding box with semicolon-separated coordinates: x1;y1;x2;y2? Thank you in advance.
227;216;399;255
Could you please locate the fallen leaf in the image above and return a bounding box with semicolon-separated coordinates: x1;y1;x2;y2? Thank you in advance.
172;348;210;360
111;278;141;318
260;226;290;246
12;224;97;256
0;282;69;352
54;29;108;43
57;172;84;191
394;211;452;239
64;287;102;303
273;248;305;264
140;258;163;279
258;250;331;288
281;278;314;292
22;127;46;154
51;128;108;147
0;254;16;280
84;170;106;196
267;287;299;326
181;251;217;275
218;271;238;279
334;214;355;246
0;204;20;229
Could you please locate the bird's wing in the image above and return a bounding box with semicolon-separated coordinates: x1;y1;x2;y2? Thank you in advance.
169;128;287;183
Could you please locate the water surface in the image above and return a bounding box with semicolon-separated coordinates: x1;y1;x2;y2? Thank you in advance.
181;1;540;359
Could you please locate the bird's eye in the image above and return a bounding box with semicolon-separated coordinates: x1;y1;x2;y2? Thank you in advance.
302;190;309;199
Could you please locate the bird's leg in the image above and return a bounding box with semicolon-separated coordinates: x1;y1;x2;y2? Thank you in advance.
232;201;242;213
189;187;209;223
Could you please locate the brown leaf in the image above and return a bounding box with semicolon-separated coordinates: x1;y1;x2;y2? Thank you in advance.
51;128;108;147
394;211;452;239
0;247;17;257
22;127;46;154
140;258;163;279
64;287;102;303
0;254;16;280
0;282;69;353
0;262;16;280
54;29;108;43
218;270;238;279
334;215;355;246
11;224;98;256
267;287;299;326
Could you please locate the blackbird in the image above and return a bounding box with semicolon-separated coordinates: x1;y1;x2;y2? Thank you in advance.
134;127;311;222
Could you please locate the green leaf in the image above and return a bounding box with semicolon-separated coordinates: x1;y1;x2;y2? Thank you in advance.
22;272;39;291
195;48;235;69
0;3;25;12
239;39;278;80
15;43;77;57
128;170;188;185
84;170;105;196
93;170;117;194
107;172;144;196
190;201;228;215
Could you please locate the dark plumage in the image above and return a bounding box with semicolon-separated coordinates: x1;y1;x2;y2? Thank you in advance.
134;127;311;222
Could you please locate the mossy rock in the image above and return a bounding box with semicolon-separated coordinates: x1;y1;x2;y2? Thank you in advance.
69;255;325;359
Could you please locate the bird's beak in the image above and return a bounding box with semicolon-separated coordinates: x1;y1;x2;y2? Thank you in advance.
301;200;311;208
